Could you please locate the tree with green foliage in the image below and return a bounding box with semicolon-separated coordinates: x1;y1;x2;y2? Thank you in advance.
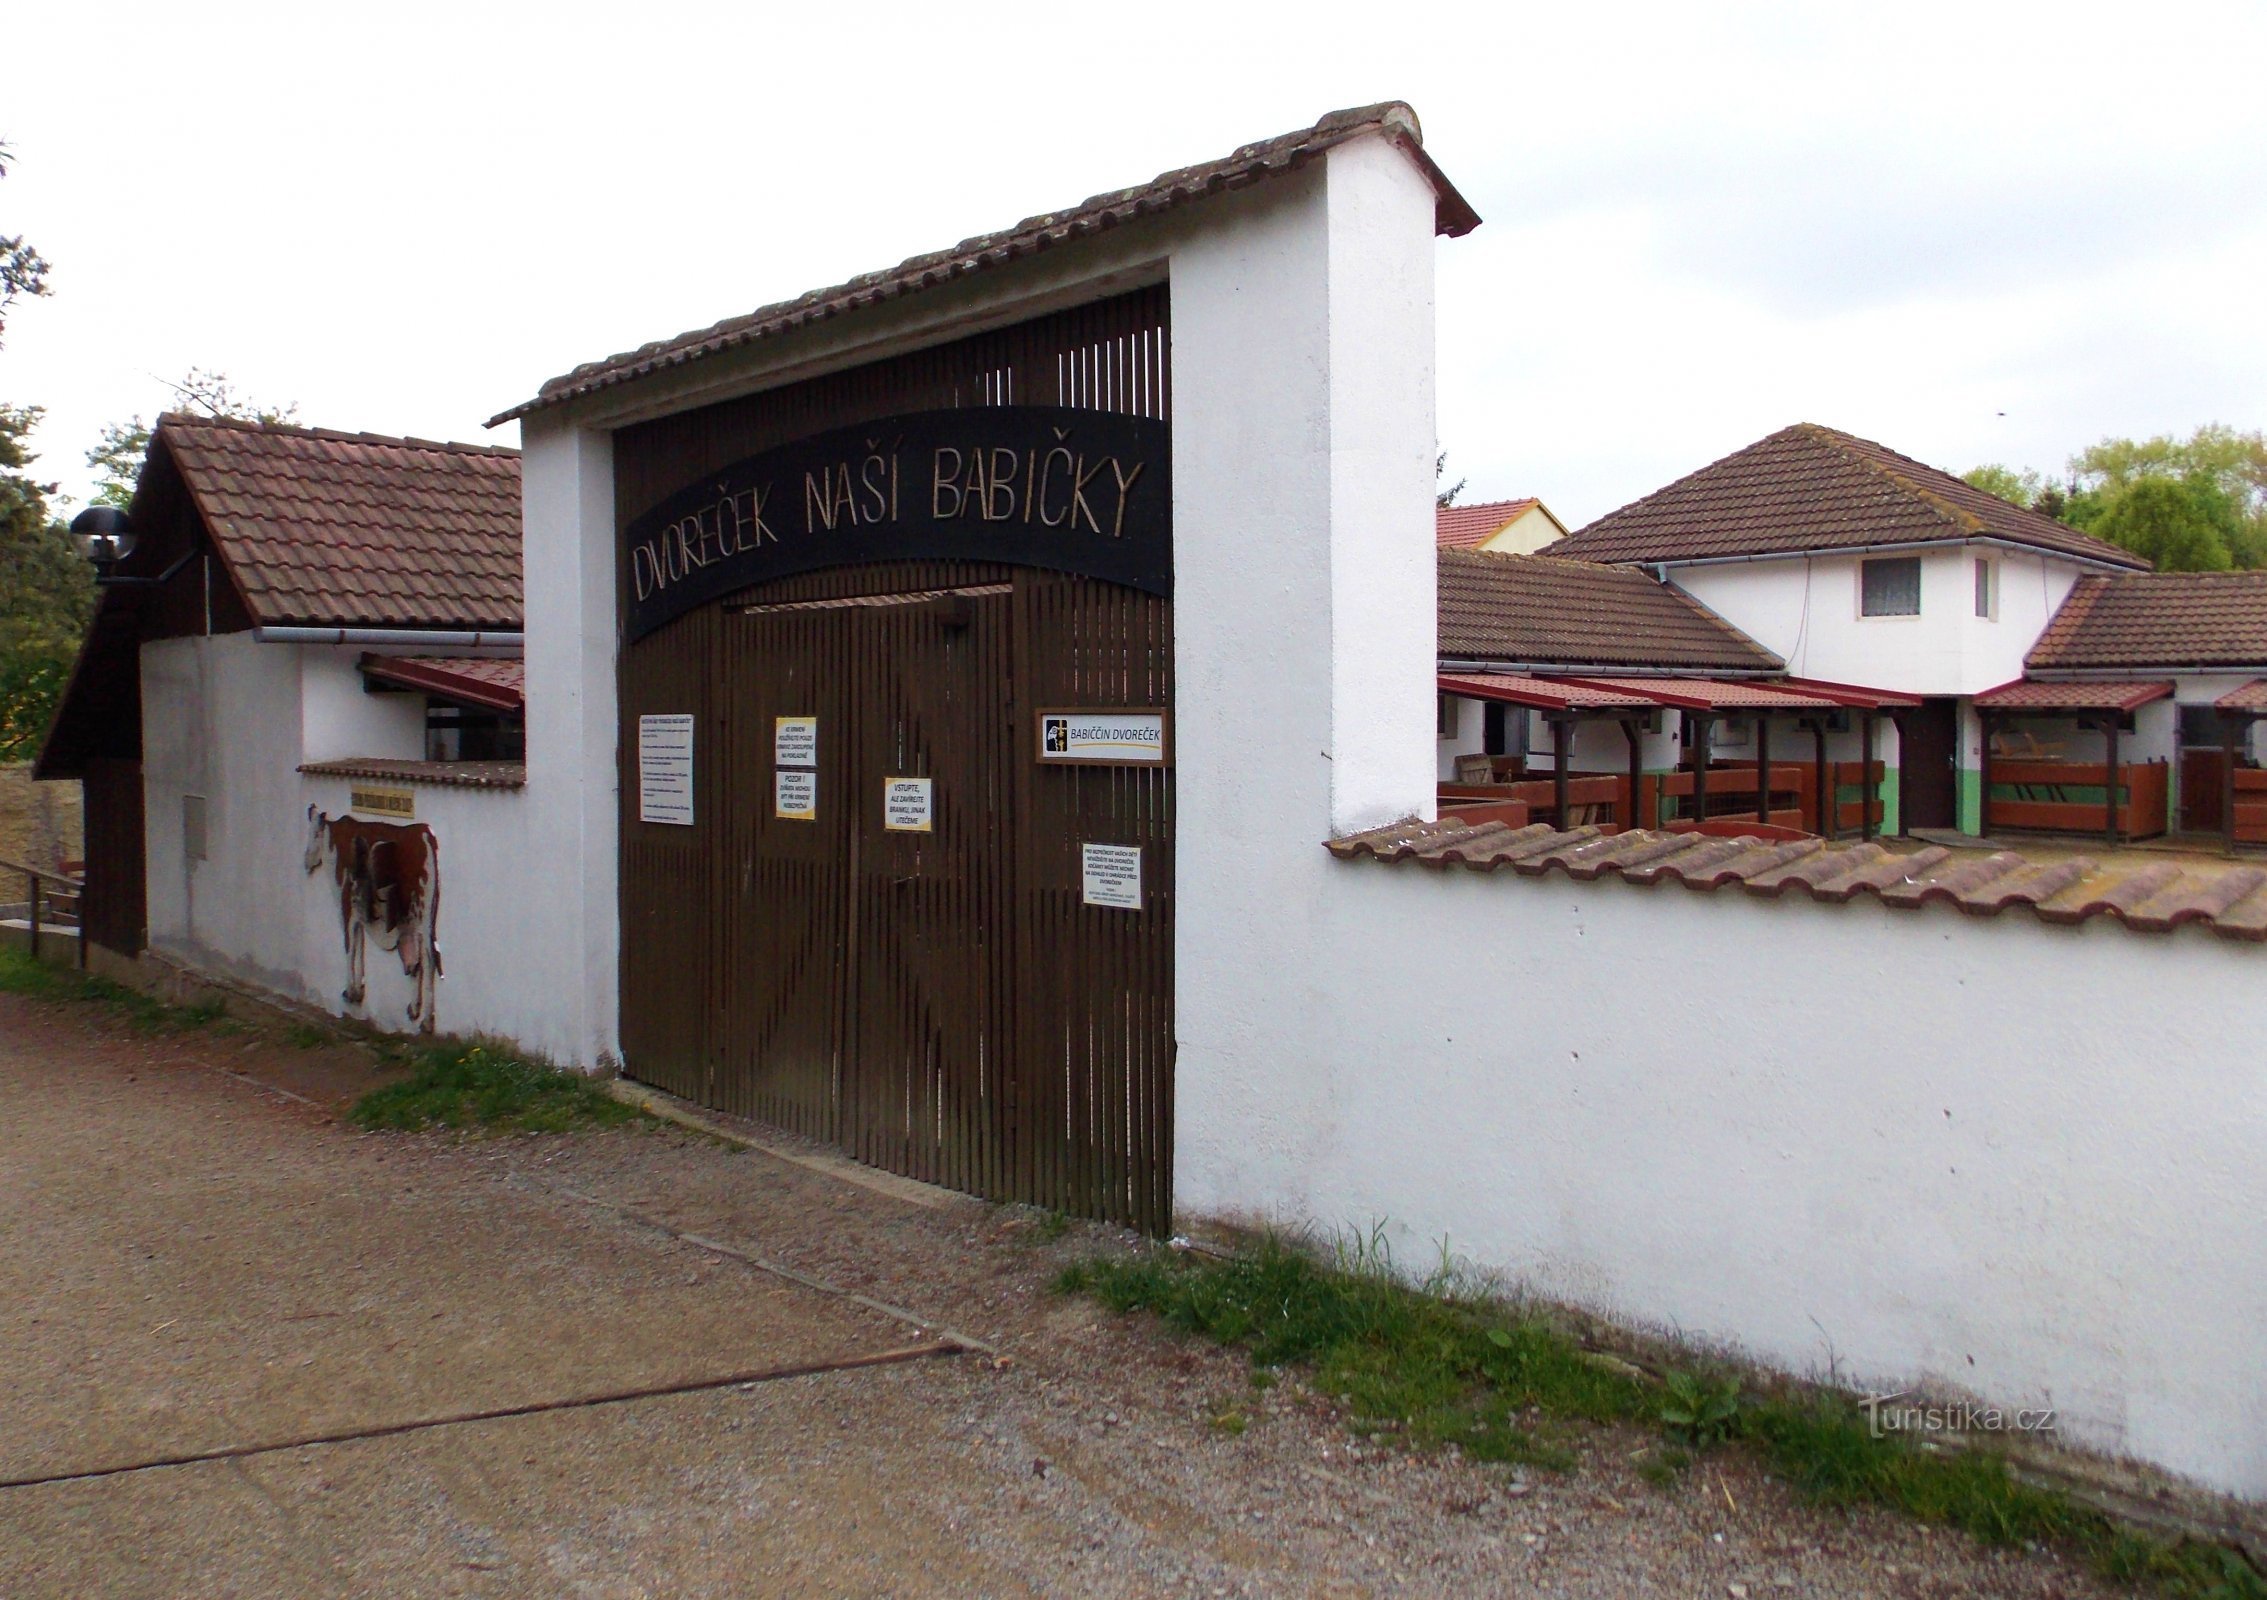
88;367;298;506
1967;423;2267;571
0;142;90;761
0;406;92;759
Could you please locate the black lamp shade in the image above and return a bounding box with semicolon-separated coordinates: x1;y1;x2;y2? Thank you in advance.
71;505;136;565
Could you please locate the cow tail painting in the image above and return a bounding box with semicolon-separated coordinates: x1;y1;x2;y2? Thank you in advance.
303;805;443;1032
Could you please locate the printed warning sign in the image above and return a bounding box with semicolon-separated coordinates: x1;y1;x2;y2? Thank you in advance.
639;714;695;826
775;768;817;820
1081;843;1142;909
883;776;933;833
774;716;818;768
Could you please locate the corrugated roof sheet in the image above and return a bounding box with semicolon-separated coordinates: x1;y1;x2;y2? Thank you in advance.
1973;678;2173;713
1547;424;2149;572
1436;498;1540;548
359;654;525;712
1557;675;1839;710
2028;572;2267;671
1329;817;2267;943
1438;549;1781;673
495;102;1479;426
158;415;522;630
299;757;525;789
1437;672;1656;711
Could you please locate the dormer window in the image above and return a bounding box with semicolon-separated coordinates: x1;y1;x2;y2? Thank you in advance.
1861;557;1922;617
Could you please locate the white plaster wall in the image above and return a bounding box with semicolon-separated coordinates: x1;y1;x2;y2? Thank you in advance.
516;419;621;1068
1674;549;2084;698
1179;860;2267;1499
140;635;545;1042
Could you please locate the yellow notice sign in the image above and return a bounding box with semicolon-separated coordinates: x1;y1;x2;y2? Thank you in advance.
350;785;415;820
776;769;817;820
882;776;933;832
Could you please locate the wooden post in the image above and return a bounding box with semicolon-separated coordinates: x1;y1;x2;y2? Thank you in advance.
1756;715;1772;826
2227;716;2242;856
27;871;39;964
2104;716;2122;846
1553;714;1571;830
1860;712;1877;841
1978;710;1994;839
1810;719;1831;839
1623;717;1645;830
1692;714;1712;825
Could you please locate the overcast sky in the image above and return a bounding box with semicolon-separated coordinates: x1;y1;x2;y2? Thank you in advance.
4;2;2261;526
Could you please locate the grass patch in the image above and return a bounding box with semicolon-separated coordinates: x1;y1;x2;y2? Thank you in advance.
285;1022;333;1049
0;947;226;1034
1057;1236;2264;1599
350;1042;648;1135
1054;1235;1648;1467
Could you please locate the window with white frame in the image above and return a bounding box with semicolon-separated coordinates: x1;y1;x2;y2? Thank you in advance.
1436;694;1461;740
1974;555;1997;619
1860;556;1922;617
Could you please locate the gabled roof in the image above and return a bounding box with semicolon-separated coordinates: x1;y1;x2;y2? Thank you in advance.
493;102;1480;425
154;415;522;630
1438;548;1781;673
1436;497;1542;548
1547;423;2149;572
2028;571;2267;672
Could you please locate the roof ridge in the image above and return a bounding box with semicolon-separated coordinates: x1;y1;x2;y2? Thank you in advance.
496;101;1478;426
1793;422;1980;538
159;411;521;459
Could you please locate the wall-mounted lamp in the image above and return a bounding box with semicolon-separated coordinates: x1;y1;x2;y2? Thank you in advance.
71;505;136;573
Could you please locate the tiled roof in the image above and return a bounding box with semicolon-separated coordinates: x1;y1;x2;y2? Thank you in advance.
1438;549;1781;673
156;415;522;630
1329;817;2267;943
1436;498;1540;548
496;103;1480;425
299;758;525;790
2028;572;2267;671
1548;424;2150;571
1558;675;1846;710
359;654;525;712
2217;680;2267;713
1973;678;2173;713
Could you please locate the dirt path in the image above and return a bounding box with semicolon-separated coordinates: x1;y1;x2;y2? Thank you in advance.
0;995;2123;1598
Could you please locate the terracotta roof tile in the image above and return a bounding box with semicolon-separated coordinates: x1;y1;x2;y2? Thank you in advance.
298;757;525;789
2216;679;2267;713
496;103;1479;426
1435;498;1540;548
359;654;525;711
1328;818;2267;943
1973;678;2173;712
1547;424;2149;571
2028;572;2267;671
155;415;521;632
1438;549;1781;673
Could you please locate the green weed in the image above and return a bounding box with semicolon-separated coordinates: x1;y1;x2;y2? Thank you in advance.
0;948;225;1034
285;1022;333;1049
1056;1236;2264;1599
350;1042;649;1135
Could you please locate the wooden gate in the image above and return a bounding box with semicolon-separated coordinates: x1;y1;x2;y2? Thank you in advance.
619;560;1173;1231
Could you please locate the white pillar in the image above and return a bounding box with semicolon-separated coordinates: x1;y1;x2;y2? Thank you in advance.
519;415;620;1068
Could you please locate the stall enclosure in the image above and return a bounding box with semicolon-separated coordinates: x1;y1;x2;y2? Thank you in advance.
615;290;1176;1232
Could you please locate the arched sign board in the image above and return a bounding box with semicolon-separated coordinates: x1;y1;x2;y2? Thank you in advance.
621;406;1171;643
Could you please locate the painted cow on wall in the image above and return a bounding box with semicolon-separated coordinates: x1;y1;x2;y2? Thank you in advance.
304;805;442;1032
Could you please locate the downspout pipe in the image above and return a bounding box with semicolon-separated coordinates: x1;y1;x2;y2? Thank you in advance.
253;625;524;651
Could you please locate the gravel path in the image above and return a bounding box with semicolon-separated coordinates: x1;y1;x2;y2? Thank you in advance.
0;992;2126;1597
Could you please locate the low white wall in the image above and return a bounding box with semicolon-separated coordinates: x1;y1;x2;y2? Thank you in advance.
142;634;544;1046
1177;859;2267;1499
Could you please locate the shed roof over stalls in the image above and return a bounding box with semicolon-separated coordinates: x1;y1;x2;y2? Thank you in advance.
1546;423;2149;572
1438;548;1780;674
37;417;522;780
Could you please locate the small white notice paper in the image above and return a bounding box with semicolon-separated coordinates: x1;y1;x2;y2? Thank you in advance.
638;714;695;826
883;776;933;833
776;769;817;821
1081;843;1142;909
774;716;817;768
